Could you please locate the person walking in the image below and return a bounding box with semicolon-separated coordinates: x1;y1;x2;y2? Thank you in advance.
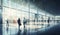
17;18;21;29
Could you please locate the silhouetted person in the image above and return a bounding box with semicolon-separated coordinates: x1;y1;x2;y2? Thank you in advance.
6;19;9;33
23;17;27;28
17;18;21;30
48;17;50;23
47;17;50;27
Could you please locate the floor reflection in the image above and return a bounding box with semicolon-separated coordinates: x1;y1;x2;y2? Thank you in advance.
23;28;27;35
16;27;27;35
3;21;58;35
6;27;8;33
16;29;21;35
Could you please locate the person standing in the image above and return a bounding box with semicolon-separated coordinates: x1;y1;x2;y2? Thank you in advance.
47;17;50;27
17;18;21;29
6;19;9;32
7;19;9;27
23;17;27;28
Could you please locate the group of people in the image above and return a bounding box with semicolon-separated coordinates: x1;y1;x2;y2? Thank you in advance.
17;17;27;29
6;17;27;30
6;17;51;30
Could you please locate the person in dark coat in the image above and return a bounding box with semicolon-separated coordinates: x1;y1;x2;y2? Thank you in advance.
17;18;21;29
47;17;50;27
6;19;9;32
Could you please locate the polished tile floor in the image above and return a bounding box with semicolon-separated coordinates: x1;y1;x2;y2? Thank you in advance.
3;21;58;35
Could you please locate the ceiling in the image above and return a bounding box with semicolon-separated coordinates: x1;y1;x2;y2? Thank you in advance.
28;0;60;16
11;0;60;16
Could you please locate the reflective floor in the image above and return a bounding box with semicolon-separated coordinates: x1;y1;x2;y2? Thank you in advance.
3;21;58;35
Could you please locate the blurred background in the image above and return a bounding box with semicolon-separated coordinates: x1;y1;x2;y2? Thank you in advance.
0;0;60;35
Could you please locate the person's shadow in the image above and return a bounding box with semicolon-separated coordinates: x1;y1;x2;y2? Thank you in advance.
16;29;21;35
23;28;27;35
16;27;27;35
6;26;9;33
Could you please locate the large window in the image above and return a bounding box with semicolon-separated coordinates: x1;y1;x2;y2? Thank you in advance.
2;0;56;34
30;5;37;13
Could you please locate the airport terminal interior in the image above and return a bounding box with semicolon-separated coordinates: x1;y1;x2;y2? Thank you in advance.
0;0;60;35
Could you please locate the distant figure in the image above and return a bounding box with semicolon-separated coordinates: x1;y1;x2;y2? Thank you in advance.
6;19;9;32
23;17;27;28
17;18;21;29
48;17;50;23
47;17;50;27
7;19;9;26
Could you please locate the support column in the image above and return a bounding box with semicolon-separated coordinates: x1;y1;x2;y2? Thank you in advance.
0;0;3;35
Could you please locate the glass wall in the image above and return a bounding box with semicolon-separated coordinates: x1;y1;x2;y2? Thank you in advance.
2;0;56;34
0;0;2;35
